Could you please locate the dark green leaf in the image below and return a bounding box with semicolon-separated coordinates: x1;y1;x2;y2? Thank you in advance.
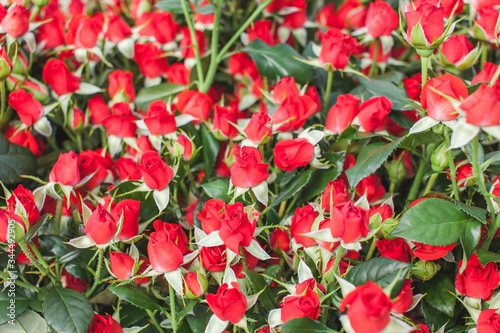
419;273;456;317
463;141;484;165
271;169;313;208
135;83;186;110
155;0;183;13
460;222;481;258
0;134;37;185
392;198;481;246
200;124;220;177
281;318;338;333
242;39;314;84
421;300;452;331
43;287;93;333
0;291;30;325
109;181;158;222
345;258;411;298
359;77;411;110
477;249;500;265
24;214;51;242
451;200;487;223
245;270;276;311
279;171;297;187
345;137;404;188
300;152;345;202
0;309;47;332
195;4;214;14
119;305;148;327
400;132;443;151
186;304;211;333
108;285;160;311
201;179;229;201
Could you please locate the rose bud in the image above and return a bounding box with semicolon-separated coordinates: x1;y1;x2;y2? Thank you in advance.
272;77;299;104
61;270;89;293
112;199;140;240
273;138;314;171
184;271;208;299
270;228;291;253
197;199;224;234
88;95;110;125
247;19;276;45
219;202;255;254
331;201;370;244
403;73;422;101
87;314;123;333
339;281;392;333
65;14;103;49
272;95;317;132
447;161;474;187
321;179;350;212
109;252;135;280
42;59;80;96
460;85;500;127
0;210;25;243
7;185;40;225
143;100;176;136
147;221;184;273
319;28;358;70
139;151;174;191
365;1;399;38
137;11;179;44
455;253;500;300
206;282;247;324
391;279;414;314
49;151;81;186
473;7;500;43
404;2;445;53
84;204;118;245
355;174;386;203
114;157;142;181
134;43;168;79
439;34;478;70
1;5;30;38
213;105;239;139
379;218;399;239
477;309;500;333
8;89;44;126
200;245;227;272
175;133;194;161
165;63;190;85
356;96;392;132
105;14;132;43
0;57;11;81
411;324;431;333
108;70;135;102
230;145;269;188
290;205;319;248
70;107;86;130
102;102;138;138
244;112;272;144
421;73;468;121
4;126;43;157
376;238;413;263
176;90;212;121
325;94;359;134
281;288;321;322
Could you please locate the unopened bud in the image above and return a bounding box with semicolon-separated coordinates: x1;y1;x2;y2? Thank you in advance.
0;58;11;81
411;260;440;281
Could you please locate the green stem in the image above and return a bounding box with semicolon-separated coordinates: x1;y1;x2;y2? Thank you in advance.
445;129;460;200
323;70;334;113
480;42;488;69
423;173;439;195
368;40;379;78
18;240;56;283
200;1;222;93
331;247;346;279
169;284;178;333
215;0;273;63
181;0;205;89
421;56;429;90
407;160;427;201
29;5;40;21
146;310;164;333
54;199;63;235
86;249;104;297
0;81;6;119
365;237;378;261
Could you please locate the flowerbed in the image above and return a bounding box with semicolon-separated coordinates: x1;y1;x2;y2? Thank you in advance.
0;0;500;332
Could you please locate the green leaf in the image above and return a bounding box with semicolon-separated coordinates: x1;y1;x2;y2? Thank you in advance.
281;318;338;333
108;285;161;311
451;200;487;223
200;179;229;201
271;169;313;208
242;39;314;84
200;124;220;177
477;249;500;265
300;152;345;203
0;134;37;185
186;304;211;333
392;198;481;246
421;300;452;330
43;286;93;333
135;83;186;110
244;270;276;311
24;214;51;242
400;131;442;152
460;221;481;259
345;137;404;189
0;309;48;333
358;77;411;110
345;258;411;298
0;292;31;325
155;0;183;13
419;273;456;318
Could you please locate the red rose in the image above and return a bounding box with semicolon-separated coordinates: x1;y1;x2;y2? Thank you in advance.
477;309;500;333
178;134;194;160
376;238;412;262
1;5;29;38
325;94;359;134
134;43;168;78
147;221;184;272
65;14;103;49
357;96;392;132
108;70;135;101
330;201;369;244
230;145;269;188
403;73;422;101
61;270;88;293
460;85;500;127
337;0;368;29
472;62;499;86
412;0;463;17
78;150;110;191
365;1;399;38
316;4;343;30
4;126;42;157
152;220;189;254
272;96;317;132
8;89;44;126
49;152;81;186
219;202;255;254
200;245;227;272
184;271;207;298
411;324;431;333
144;100;176;135
339;281;392;333
281;288;321;322
137;11;179;44
42;59;80;96
109;252;135;280
272;77;299;104
0;210;25;243
355;174;386;202
139;151;174;191
440;35;474;66
321;179;350;212
165;63;190;85
180;27;206;59
197;199;225;234
84;204;118;245
474;7;500;42
7;185;40;225
88;95;111;125
105;14;132;42
176;90;212;121
213;105;239;139
421;74;468;121
36;7;65;49
86;314;123;333
404;2;444;47
243;112;272;144
114;157;142;181
102;103;138;138
228;53;259;80
112;199;140;240
412;242;456;260
270;229;291;253
247;19;276;45
290;205;319;248
273;138;314;171
455;254;500;300
206;282;247;324
391;279;414;314
319;28;358;70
